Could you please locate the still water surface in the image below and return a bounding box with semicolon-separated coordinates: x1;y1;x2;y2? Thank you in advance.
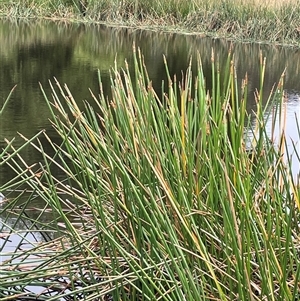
0;20;299;239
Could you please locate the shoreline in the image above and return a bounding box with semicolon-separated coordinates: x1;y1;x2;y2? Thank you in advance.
1;0;300;48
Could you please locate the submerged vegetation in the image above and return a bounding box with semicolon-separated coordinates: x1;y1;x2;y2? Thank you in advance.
1;48;300;300
1;0;300;45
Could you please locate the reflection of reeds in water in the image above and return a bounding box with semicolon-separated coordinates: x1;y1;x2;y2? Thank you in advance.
2;19;300;156
1;19;300;82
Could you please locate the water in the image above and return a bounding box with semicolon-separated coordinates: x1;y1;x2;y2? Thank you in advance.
1;19;299;266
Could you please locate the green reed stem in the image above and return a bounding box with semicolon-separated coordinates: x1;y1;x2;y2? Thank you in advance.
1;48;299;300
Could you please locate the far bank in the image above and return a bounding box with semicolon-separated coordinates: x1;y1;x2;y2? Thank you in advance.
1;0;300;47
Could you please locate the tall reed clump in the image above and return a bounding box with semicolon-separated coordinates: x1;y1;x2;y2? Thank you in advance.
1;48;300;300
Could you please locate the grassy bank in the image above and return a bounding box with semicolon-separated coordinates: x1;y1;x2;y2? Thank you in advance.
1;0;300;46
1;48;300;300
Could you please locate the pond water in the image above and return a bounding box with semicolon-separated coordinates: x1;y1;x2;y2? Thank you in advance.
0;20;300;245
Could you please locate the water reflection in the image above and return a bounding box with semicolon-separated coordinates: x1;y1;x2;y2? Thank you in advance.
1;20;300;142
0;19;300;228
267;95;300;181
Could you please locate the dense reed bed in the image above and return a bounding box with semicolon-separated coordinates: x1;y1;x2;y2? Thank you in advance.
1;0;300;45
1;48;300;300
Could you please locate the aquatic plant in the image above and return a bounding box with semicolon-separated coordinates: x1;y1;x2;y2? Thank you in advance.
0;48;300;300
0;85;15;116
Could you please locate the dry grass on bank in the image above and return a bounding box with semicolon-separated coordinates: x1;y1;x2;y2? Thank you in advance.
1;0;300;45
239;0;296;7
